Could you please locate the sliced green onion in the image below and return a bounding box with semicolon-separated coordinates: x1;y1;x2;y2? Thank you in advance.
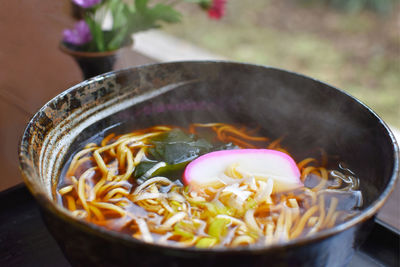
208;218;230;240
203;202;233;217
174;225;194;239
195;237;217;248
173;221;197;239
170;200;182;211
245;197;258;210
248;231;260;240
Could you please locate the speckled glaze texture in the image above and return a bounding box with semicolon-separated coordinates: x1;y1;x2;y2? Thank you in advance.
19;62;399;267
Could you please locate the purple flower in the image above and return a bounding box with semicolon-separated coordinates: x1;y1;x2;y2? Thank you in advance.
63;20;92;46
72;0;101;8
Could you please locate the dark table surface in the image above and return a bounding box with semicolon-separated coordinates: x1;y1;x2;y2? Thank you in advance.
0;184;398;267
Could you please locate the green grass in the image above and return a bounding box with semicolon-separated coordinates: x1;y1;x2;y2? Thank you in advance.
164;1;400;128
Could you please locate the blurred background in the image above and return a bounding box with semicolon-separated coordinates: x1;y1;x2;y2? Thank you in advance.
0;1;399;227
165;0;399;129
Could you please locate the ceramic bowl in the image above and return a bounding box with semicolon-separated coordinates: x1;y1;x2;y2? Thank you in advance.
19;61;399;267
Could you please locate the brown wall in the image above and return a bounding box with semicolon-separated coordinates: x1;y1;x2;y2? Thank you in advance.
0;0;80;190
0;0;155;190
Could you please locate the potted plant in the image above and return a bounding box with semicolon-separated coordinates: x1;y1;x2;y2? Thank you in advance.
60;0;227;79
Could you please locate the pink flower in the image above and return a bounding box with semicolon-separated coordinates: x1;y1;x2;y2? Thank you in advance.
63;20;92;45
72;0;101;8
207;0;226;20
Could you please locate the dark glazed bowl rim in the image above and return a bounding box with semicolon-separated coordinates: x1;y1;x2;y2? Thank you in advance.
18;61;399;255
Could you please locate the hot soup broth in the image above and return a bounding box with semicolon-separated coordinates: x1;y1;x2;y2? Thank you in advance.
56;123;362;248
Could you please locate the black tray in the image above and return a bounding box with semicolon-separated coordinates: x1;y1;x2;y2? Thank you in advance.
0;184;398;267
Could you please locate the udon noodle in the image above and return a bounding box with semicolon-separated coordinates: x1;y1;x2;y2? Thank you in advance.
57;123;362;248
